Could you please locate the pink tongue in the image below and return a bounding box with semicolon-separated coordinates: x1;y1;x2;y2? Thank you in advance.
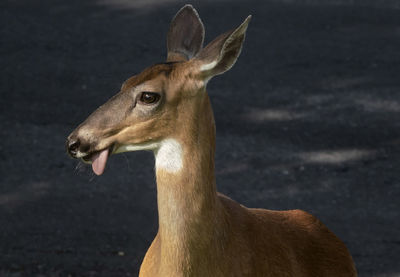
91;148;109;176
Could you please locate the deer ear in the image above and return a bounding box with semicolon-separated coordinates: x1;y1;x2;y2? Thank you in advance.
195;15;251;80
166;5;205;62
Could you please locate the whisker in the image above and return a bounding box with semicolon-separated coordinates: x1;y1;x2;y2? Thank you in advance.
89;171;96;182
75;161;86;173
122;153;132;172
74;161;97;182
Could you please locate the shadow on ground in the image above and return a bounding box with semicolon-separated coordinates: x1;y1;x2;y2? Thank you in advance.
1;0;399;276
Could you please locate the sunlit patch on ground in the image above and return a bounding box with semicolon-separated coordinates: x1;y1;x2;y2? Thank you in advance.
298;149;376;164
0;182;49;209
320;76;370;90
356;98;400;113
216;162;249;176
244;107;307;122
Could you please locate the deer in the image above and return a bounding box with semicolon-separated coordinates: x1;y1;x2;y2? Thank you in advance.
66;5;357;277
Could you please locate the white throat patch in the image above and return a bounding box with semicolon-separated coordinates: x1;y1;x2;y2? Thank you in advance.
115;138;183;173
155;139;183;173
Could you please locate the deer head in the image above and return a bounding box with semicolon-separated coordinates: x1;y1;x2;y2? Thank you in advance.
66;5;251;175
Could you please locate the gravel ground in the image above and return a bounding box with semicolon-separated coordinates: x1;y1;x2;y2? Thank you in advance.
1;0;400;276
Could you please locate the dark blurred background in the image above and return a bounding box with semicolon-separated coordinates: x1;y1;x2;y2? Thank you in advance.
1;0;400;276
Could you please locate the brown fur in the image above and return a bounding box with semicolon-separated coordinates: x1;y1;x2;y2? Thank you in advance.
67;5;357;277
138;91;356;277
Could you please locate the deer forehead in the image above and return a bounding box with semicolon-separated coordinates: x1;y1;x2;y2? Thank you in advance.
121;63;179;91
122;62;202;98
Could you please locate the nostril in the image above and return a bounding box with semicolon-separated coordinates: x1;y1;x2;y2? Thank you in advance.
80;143;90;153
67;139;80;154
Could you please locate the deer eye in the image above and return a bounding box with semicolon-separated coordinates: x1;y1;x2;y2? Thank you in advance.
139;92;160;105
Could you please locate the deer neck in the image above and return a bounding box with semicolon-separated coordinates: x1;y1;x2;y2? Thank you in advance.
154;93;224;273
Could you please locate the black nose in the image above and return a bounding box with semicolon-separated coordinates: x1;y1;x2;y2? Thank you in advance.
66;138;80;157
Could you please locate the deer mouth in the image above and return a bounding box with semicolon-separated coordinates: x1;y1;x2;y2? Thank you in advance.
81;145;114;176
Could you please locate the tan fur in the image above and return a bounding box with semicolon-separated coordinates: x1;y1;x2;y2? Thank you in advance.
67;5;357;276
138;92;356;277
